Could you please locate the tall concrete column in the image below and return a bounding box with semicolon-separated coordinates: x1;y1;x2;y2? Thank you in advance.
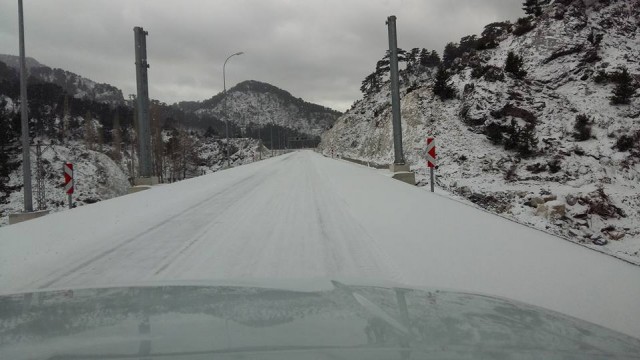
387;15;405;165
134;27;152;178
18;0;32;212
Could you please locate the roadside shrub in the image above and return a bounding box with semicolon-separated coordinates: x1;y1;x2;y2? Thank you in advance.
614;134;635;152
593;69;608;84
547;157;562;173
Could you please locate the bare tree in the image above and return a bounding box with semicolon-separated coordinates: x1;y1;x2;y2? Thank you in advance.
84;110;96;150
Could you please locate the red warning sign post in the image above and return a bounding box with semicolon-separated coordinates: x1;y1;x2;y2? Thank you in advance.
64;163;73;208
426;138;436;192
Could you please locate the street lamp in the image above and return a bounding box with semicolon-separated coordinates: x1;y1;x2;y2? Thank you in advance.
223;51;243;167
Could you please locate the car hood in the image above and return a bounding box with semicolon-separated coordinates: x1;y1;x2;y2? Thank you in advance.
1;280;639;360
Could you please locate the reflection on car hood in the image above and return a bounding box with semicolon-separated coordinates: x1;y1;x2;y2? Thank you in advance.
1;281;639;360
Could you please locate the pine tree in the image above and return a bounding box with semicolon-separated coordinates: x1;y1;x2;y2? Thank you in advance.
360;72;381;95
360;49;408;95
573;114;592;141
517;123;538;157
610;67;635;105
442;43;460;68
0;99;20;203
406;47;421;72
523;0;542;17
433;66;456;100
419;49;441;67
505;51;527;79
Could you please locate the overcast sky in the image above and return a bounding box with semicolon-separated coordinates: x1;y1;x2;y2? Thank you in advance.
1;0;523;111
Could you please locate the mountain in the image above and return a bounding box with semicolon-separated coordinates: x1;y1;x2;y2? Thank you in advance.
0;54;43;70
319;0;640;263
0;57;270;226
0;54;125;106
178;80;341;137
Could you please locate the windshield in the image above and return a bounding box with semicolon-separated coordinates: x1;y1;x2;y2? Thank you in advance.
2;284;640;359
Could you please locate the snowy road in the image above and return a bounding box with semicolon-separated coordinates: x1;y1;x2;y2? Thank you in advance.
1;150;640;338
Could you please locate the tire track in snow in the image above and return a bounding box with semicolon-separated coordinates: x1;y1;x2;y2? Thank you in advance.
32;156;290;290
307;156;406;284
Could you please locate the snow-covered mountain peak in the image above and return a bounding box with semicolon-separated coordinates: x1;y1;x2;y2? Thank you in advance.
0;54;125;106
179;80;341;137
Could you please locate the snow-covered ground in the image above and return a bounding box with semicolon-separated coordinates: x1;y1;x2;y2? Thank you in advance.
0;151;638;340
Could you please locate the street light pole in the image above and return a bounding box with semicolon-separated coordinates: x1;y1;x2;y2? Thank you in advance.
18;0;32;212
223;51;243;167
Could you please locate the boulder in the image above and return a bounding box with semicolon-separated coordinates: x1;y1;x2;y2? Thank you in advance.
535;203;549;217
549;202;566;219
530;197;545;207
535;201;565;219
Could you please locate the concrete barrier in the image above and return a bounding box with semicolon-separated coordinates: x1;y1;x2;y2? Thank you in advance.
8;210;50;225
340;156;388;169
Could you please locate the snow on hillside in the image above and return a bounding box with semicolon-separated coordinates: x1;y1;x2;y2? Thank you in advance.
1;140;130;226
184;80;340;137
0;135;271;227
0;54;125;106
320;0;640;264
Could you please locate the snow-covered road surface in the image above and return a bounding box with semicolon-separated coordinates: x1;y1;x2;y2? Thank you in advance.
1;150;639;339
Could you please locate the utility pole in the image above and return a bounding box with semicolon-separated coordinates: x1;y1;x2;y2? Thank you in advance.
133;27;152;179
386;16;415;185
387;15;405;166
18;0;32;212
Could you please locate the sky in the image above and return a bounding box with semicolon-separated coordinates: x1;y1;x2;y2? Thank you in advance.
0;0;523;112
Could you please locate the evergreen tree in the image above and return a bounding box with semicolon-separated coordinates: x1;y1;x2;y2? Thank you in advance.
610;67;635;105
523;0;542;17
406;48;421;72
505;51;527;79
360;72;381;95
0;99;20;203
433;66;456;100
360;49;408;95
518;123;538;157
420;49;441;67
573;114;592;141
442;42;460;68
504;120;537;157
513;17;535;36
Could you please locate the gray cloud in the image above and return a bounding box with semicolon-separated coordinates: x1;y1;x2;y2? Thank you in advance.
0;0;523;111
